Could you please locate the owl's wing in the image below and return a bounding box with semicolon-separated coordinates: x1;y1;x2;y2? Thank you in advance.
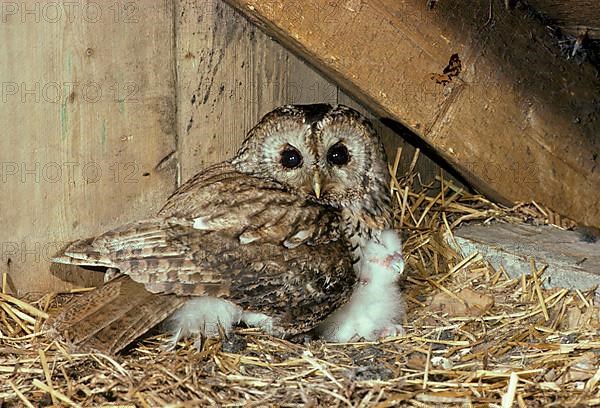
48;216;352;353
158;162;340;247
57;217;350;293
48;166;352;353
47;218;356;353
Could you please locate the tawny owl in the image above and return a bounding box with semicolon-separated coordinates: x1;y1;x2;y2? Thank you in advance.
45;104;400;354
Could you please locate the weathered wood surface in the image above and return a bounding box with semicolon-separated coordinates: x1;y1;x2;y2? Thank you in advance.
0;2;178;294
448;223;600;296
175;0;337;181
526;0;600;39
176;0;453;185
175;0;446;183
225;0;600;227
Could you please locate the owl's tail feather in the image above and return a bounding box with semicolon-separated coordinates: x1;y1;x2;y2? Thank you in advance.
44;275;186;354
52;237;114;268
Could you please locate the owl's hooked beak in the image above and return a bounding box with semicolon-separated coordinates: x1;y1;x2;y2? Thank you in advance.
312;171;322;199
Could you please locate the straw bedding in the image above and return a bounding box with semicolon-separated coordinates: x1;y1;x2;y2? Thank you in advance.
1;150;599;407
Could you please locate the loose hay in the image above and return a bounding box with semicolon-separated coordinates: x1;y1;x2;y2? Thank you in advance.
1;149;599;407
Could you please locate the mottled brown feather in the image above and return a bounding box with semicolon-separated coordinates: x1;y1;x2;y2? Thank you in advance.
51;216;354;337
46;276;187;354
159;162;341;246
46;167;354;353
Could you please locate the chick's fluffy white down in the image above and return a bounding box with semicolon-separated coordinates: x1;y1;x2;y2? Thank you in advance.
317;229;405;342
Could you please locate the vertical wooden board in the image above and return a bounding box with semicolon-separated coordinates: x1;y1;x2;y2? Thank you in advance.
285;53;337;105
176;0;337;181
0;1;177;294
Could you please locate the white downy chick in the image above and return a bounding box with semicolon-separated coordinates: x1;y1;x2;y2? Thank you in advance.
162;297;274;350
316;229;406;342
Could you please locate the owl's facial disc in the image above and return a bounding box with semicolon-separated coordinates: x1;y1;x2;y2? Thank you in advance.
233;104;390;219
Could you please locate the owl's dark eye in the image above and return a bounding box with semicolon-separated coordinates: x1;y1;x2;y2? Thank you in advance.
327;142;350;166
280;146;303;169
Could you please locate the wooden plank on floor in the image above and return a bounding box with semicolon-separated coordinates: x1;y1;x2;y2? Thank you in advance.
224;0;600;227
448;223;600;296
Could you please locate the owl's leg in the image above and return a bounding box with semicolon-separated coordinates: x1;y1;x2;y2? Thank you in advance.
162;297;243;350
241;311;273;333
241;311;281;336
191;325;228;352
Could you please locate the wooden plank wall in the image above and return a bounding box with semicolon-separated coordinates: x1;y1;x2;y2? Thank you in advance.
0;1;177;294
1;0;449;295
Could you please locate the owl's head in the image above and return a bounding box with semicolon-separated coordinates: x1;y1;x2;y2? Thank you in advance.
233;104;392;226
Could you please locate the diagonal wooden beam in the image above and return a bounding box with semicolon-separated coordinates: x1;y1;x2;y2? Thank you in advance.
224;0;600;226
526;0;600;39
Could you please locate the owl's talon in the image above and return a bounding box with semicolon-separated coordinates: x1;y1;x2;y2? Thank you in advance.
162;341;177;352
391;260;404;273
162;328;182;351
193;336;203;351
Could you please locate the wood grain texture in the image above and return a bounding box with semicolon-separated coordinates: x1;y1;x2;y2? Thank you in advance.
526;0;600;38
224;0;600;226
449;223;600;295
175;0;339;182
0;1;177;294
